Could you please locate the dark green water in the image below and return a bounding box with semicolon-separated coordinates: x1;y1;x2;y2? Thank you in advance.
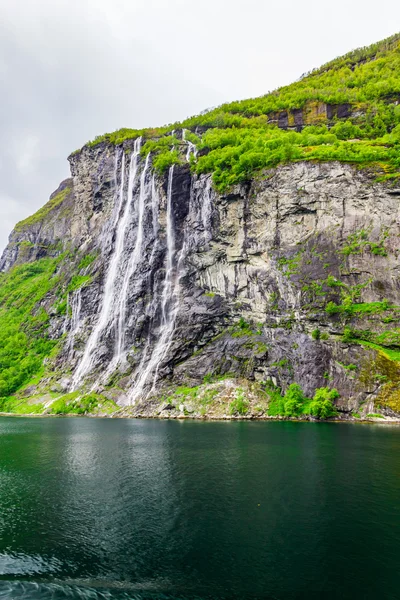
0;418;399;600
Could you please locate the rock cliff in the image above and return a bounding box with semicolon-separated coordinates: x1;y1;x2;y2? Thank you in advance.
2;32;400;419
2;135;400;420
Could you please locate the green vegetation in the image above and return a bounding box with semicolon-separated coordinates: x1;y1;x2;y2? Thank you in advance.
67;275;92;293
0;396;45;414
0;257;63;398
338;362;357;371
15;187;71;232
80;34;400;187
229;389;249;415
283;383;305;416
308;387;339;419
78;253;97;271
266;383;338;419
229;318;263;337
49;393;117;415
341;228;388;257
353;339;400;362
366;413;385;419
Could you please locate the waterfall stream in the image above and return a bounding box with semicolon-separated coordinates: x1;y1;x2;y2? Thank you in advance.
182;129;198;161
66;289;82;359
114;152;151;361
129;165;183;402
71;139;141;388
69;139;212;399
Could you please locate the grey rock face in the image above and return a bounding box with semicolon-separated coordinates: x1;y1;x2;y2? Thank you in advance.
3;141;400;415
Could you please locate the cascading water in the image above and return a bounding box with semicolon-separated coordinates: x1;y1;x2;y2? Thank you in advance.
71;138;142;388
182;129;198;161
65;289;82;358
201;177;213;246
129;165;182;402
114;152;151;361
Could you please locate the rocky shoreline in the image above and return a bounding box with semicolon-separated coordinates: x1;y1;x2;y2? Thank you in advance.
1;410;399;424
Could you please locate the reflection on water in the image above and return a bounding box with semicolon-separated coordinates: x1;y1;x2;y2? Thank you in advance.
0;418;399;600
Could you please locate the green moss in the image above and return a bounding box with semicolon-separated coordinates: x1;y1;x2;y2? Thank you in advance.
15;187;71;232
366;413;385;419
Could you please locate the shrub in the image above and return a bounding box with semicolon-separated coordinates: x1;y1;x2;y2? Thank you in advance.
309;387;339;419
342;327;354;342
284;383;305;417
312;328;321;340
326;302;341;315
229;389;249;415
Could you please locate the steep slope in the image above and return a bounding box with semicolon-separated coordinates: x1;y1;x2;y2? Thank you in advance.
1;33;400;420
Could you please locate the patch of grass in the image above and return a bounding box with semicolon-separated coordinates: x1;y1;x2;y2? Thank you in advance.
353;340;400;362
0;256;63;397
50;393;117;415
366;413;385;419
229;389;249;415
78;254;97;271
79;34;400;191
338;362;358;371
352;301;392;314
15;187;71;232
67;275;92;293
0;396;45;414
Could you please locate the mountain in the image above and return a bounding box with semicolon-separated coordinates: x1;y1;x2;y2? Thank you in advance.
1;33;400;420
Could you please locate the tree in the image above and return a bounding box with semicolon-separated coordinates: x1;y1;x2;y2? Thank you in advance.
284;383;305;416
309;387;339;419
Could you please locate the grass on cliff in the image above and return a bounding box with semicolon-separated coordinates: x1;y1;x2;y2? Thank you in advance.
0;256;63;398
14;187;71;232
79;33;400;192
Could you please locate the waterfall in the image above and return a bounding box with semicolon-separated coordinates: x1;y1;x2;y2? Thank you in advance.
65;289;82;358
130;165;182;402
151;175;159;238
62;294;70;335
71;138;141;388
114;152;151;361
201;177;213;246
182;129;198;162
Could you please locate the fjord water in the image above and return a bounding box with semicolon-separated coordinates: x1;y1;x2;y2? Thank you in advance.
0;419;399;600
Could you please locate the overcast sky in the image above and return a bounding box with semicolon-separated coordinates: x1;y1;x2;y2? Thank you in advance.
0;0;399;251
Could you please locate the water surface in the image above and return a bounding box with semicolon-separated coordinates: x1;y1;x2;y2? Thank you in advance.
0;417;399;599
